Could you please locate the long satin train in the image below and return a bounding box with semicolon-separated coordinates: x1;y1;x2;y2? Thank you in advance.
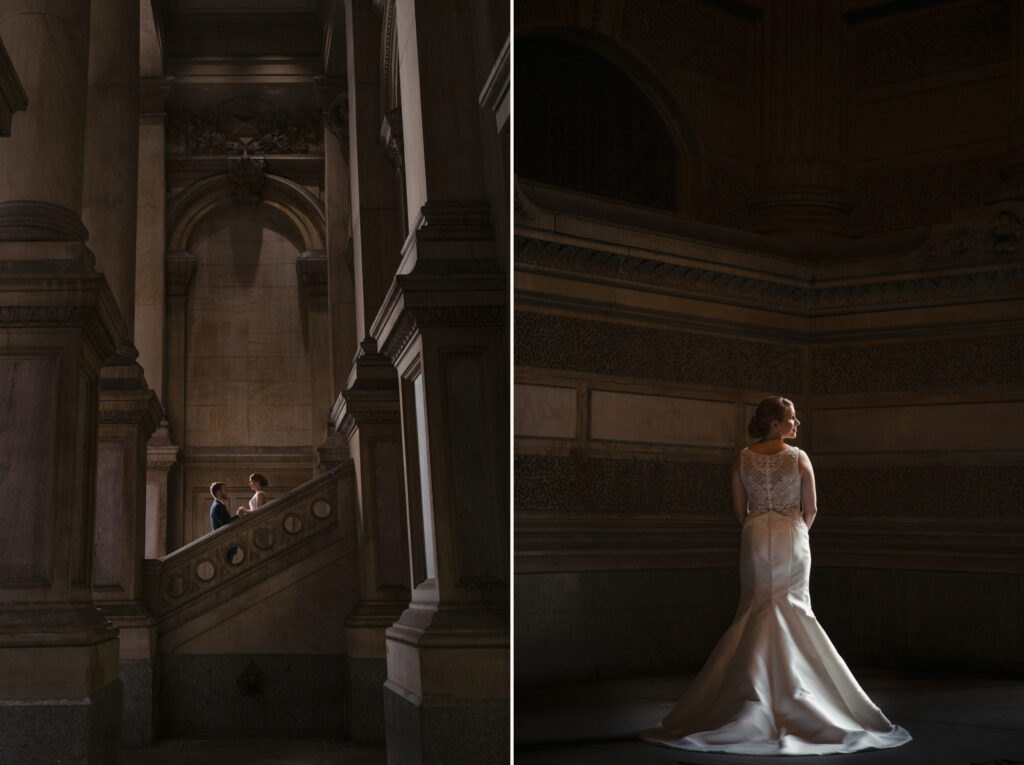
641;510;911;755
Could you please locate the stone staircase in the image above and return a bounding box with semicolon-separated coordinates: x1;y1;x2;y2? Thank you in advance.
141;462;361;735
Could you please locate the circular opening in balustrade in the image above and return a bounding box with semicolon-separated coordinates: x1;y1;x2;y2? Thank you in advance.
283;514;303;534
226;545;245;565
253;527;274;550
311;499;332;519
196;560;216;581
165;574;186;598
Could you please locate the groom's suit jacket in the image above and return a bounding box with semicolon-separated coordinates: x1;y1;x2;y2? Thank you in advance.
210;499;235;531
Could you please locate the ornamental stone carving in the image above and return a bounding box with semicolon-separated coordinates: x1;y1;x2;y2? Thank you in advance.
915;207;1024;265
226;150;265;207
515;454;729;516
852;0;1009;90
811;335;1024;395
167;94;322;155
515;310;803;392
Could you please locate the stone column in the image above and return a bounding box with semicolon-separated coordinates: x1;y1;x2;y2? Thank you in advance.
748;0;851;244
297;249;340;453
145;430;179;558
82;0;140;354
334;342;410;742
0;6;126;762
93;366;161;744
379;3;509;764
163;251;196;550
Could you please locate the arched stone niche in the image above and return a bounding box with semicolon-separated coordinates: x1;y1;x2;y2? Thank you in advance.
514;30;701;215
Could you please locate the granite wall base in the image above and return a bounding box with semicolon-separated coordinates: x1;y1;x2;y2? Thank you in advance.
159;654;347;736
0;679;122;765
121;659;154;745
515;567;1023;688
347;655;386;742
383;682;509;765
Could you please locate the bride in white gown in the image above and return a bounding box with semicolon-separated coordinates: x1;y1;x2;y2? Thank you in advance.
642;396;911;755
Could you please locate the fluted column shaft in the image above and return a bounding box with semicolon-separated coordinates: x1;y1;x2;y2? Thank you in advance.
750;0;851;241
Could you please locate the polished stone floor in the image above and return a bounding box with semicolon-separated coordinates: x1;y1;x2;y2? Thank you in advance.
516;670;1024;765
123;738;386;764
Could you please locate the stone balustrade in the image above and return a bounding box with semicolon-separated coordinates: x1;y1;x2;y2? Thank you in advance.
143;463;356;630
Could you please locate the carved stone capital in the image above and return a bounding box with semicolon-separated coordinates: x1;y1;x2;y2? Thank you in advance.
0;201;89;242
165;251;197;296
296;249;327;303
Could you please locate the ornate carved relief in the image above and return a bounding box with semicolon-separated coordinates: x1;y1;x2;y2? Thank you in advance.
515;454;729;516
851;156;1003;235
915;207;1024;265
811;335;1024;395
226;150;265;207
514;310;803;391
817;466;1023;518
378;0;399;115
620;0;749;88
167;94;322;155
853;0;1010;90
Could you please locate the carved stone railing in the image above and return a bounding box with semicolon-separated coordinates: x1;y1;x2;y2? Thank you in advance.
143;463;355;631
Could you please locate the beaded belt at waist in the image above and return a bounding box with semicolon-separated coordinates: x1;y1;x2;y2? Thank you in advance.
747;505;802;520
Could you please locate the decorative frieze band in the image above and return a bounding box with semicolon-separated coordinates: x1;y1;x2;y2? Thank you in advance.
515;310;802;391
515;234;1024;314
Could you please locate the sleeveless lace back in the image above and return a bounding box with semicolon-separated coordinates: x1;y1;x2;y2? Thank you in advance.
740;446;803;520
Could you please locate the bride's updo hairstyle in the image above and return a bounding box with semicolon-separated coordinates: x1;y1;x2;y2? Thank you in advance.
249;473;268;488
748;396;793;439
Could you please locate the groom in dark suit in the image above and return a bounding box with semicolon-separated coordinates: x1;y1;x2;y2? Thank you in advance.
210;481;242;531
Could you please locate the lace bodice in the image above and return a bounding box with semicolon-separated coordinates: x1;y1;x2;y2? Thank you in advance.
740;446;802;520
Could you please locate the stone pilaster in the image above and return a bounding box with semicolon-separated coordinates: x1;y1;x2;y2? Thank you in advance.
748;0;852;243
82;0;140;354
333;339;410;742
94;363;161;744
378;3;509;762
0;3;127;762
298;249;339;450
145;424;179;558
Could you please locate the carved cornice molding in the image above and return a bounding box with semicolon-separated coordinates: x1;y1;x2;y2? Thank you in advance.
98;389;162;436
381;304;505;363
378;0;399;115
514;231;1024;314
416;200;493;241
0;303;119;363
0;201;89;242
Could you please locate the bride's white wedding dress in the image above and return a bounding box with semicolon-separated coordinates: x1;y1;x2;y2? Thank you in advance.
642;445;911;755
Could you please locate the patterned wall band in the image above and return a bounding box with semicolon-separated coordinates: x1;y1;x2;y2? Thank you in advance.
514;311;802;392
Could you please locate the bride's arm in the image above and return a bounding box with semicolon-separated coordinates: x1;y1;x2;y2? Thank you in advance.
798;449;818;529
731;454;747;525
253;491;265;509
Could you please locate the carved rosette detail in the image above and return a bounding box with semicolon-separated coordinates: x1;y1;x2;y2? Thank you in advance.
916;209;1024;265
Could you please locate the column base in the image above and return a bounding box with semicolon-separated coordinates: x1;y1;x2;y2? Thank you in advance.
0;679;122;765
383;680;508;765
347;655;387;742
